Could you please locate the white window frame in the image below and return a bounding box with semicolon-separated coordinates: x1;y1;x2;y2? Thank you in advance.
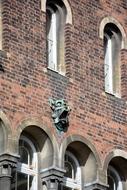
63;151;81;190
16;136;38;190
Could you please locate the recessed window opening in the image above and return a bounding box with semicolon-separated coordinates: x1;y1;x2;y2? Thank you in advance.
46;0;67;74
46;6;57;71
63;151;81;190
11;136;38;190
104;23;122;97
108;166;123;190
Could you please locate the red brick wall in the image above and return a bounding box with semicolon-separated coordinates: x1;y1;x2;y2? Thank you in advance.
0;0;127;162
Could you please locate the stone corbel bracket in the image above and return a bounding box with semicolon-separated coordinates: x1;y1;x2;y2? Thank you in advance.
84;182;108;190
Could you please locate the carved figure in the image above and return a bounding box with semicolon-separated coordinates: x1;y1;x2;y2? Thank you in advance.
49;99;71;132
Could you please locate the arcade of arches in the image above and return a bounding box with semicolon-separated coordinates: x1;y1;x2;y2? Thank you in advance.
0;114;127;190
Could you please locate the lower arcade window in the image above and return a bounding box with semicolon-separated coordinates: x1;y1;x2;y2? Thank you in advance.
108;166;123;190
11;136;38;190
62;151;81;190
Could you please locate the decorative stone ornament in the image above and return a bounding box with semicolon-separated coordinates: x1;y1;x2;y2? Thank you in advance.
49;99;71;132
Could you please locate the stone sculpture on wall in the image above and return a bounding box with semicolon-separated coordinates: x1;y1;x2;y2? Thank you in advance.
49;99;71;132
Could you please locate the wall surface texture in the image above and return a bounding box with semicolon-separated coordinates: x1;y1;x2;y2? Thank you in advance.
0;0;127;189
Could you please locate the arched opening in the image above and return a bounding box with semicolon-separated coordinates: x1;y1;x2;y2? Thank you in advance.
41;0;72;24
11;135;38;190
104;23;122;97
63;150;81;190
62;141;98;189
46;0;67;74
107;157;127;190
11;125;54;190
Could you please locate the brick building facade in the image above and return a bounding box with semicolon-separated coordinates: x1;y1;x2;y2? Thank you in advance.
0;0;127;189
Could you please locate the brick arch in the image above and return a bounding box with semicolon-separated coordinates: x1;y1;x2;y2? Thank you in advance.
14;117;59;168
41;0;72;24
99;16;127;49
103;149;127;171
59;134;102;168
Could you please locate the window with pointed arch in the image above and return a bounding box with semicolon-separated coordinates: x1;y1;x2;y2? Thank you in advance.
104;23;122;97
11;136;38;190
62;151;81;190
46;0;66;74
108;166;123;190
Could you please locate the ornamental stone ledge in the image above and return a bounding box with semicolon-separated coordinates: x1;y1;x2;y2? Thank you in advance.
84;181;108;190
40;166;66;182
0;153;19;167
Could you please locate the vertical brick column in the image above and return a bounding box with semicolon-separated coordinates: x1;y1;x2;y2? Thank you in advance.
121;49;127;100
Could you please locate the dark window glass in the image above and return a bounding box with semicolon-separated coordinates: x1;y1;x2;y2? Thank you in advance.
17;172;27;190
64;161;73;178
108;176;115;190
19;139;33;165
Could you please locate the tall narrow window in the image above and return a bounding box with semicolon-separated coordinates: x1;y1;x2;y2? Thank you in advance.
11;136;38;190
46;0;66;74
104;23;122;97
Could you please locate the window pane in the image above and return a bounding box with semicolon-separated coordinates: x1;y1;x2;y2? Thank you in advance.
64;154;77;179
29;175;34;190
17;172;28;190
46;9;52;35
19;139;33;165
19;147;28;164
11;169;16;190
108;176;115;190
65;161;73;178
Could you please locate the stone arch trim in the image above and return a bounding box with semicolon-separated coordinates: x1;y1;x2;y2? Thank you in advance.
41;0;72;24
59;134;102;168
0;110;13;153
103;149;127;171
0;110;12;136
15;117;59;166
99;16;127;49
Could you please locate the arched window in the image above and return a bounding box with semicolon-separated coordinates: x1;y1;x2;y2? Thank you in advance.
104;23;122;97
63;151;81;190
46;0;66;74
108;166;123;190
11;136;38;190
